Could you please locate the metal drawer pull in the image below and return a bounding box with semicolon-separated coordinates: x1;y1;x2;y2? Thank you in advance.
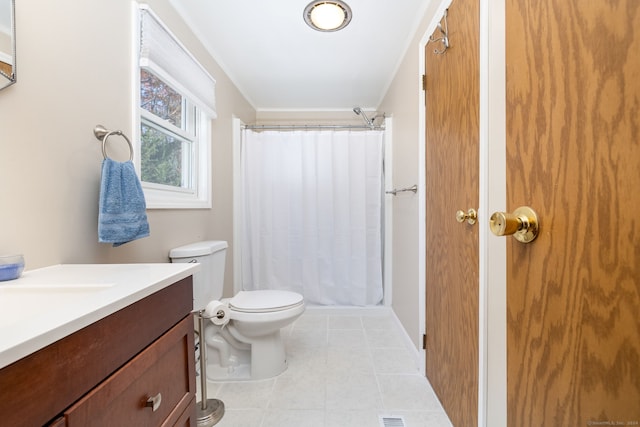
145;393;162;412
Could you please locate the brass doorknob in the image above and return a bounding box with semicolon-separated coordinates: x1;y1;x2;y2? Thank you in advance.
489;206;539;243
456;208;477;225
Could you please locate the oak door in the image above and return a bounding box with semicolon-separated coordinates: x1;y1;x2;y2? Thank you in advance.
425;1;480;426
506;0;640;425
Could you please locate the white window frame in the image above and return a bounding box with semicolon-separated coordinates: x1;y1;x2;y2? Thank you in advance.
132;3;215;209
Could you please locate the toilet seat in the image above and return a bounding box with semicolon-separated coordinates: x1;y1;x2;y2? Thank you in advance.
229;290;304;313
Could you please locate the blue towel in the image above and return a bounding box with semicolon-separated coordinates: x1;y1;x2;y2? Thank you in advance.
98;158;150;247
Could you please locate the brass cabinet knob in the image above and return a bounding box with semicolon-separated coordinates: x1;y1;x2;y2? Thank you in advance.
456;208;477;225
489;206;539;243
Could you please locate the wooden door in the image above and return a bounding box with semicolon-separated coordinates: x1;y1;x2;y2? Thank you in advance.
424;1;479;426
506;1;640;425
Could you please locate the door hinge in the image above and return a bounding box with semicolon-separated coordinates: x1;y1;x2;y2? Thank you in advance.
422;74;427;91
422;333;427;349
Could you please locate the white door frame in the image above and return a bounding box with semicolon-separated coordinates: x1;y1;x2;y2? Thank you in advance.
418;0;507;425
481;0;507;425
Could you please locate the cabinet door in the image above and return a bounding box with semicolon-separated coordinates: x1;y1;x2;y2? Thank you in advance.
64;316;195;427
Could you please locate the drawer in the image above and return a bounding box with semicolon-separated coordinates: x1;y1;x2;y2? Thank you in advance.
63;315;195;427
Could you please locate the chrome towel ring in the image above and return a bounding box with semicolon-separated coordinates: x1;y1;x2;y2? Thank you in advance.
93;124;134;162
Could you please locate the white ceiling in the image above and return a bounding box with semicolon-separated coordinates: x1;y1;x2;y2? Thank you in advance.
169;0;430;111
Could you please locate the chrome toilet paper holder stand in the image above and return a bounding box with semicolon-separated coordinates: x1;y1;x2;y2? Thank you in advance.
194;309;226;426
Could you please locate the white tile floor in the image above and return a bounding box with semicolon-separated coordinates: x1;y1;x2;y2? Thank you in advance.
199;307;453;427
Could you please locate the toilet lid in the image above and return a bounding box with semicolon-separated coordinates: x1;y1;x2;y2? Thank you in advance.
229;290;304;313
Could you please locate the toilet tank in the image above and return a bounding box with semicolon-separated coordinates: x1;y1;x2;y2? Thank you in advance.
169;240;228;311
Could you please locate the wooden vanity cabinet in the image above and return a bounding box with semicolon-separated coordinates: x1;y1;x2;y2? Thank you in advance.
62;315;195;426
0;276;196;427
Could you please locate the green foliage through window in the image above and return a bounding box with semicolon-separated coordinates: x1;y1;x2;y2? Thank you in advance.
140;123;186;187
139;69;194;189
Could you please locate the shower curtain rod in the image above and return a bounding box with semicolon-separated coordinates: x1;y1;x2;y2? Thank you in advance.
243;124;385;131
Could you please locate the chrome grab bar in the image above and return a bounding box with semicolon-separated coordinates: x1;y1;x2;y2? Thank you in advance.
386;185;417;196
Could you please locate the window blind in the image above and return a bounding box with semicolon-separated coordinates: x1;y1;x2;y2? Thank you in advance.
138;5;217;118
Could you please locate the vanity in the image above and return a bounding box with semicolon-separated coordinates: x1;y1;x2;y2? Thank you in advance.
0;263;200;427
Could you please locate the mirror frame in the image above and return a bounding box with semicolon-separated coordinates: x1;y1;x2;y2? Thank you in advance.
0;0;15;90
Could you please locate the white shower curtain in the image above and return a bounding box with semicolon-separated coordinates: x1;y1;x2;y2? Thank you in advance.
241;129;384;306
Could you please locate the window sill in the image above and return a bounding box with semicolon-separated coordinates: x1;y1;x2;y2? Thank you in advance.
143;186;211;210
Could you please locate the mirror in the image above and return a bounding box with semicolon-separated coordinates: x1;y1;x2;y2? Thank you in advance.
0;0;15;90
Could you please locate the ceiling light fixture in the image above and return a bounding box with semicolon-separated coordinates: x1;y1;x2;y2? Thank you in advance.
304;1;352;32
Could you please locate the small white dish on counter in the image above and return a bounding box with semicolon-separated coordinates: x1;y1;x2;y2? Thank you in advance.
0;263;200;369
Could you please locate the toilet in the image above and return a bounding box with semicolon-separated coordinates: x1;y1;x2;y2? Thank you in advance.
169;240;305;381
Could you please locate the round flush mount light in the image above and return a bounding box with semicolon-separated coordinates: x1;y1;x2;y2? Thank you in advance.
304;1;352;32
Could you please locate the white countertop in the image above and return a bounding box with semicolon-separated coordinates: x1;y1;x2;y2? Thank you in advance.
0;263;200;369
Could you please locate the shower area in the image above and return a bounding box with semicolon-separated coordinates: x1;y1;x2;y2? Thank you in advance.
233;110;391;307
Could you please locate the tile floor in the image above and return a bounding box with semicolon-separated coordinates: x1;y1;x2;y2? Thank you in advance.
199;307;453;427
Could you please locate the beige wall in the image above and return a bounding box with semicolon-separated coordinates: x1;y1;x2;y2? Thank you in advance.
0;0;443;339
0;0;255;298
378;1;441;350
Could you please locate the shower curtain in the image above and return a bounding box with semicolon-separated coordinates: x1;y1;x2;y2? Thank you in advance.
241;129;384;306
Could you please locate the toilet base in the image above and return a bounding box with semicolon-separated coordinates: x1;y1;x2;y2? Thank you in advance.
249;331;287;380
204;328;289;381
206;361;251;381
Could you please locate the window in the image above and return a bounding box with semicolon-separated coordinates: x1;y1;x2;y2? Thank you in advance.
134;4;216;208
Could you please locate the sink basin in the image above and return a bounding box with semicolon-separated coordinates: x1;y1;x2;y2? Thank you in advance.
0;284;113;329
